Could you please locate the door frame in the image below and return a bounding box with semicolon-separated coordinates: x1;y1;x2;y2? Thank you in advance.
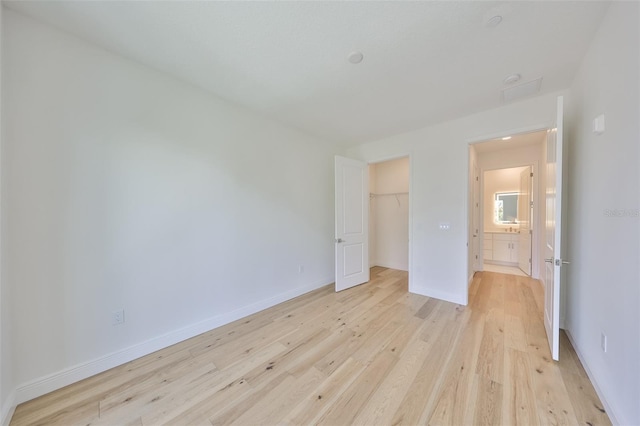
518;165;534;276
465;124;549;295
365;153;413;292
469;155;481;276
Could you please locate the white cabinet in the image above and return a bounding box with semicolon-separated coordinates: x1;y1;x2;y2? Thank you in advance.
483;234;493;261
493;238;511;262
485;233;519;263
510;240;519;262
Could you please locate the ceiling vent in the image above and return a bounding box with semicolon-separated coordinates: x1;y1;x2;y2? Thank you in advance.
501;77;543;103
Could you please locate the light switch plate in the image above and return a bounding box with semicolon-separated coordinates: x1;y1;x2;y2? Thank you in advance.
593;114;605;135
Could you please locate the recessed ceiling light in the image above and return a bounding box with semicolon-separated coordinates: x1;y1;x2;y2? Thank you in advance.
502;136;512;140
486;15;503;28
348;51;364;64
503;73;521;85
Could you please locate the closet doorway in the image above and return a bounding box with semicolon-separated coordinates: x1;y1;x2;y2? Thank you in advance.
368;157;409;272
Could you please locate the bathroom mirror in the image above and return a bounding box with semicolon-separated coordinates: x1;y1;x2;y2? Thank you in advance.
494;192;519;224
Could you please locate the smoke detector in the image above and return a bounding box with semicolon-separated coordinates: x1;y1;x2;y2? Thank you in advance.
348;51;364;64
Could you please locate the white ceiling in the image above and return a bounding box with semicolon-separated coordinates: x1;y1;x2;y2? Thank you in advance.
5;1;610;146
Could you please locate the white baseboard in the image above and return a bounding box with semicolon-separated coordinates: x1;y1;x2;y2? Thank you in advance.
11;276;332;412
374;261;408;272
1;390;16;426
564;329;619;426
410;284;467;306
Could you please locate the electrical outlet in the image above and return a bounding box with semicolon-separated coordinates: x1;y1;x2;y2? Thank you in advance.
112;309;125;326
601;332;607;353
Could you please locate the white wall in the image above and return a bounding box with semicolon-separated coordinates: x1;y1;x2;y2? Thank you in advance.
370;157;409;271
482;166;528;233
1;9;338;415
348;92;562;304
565;2;639;425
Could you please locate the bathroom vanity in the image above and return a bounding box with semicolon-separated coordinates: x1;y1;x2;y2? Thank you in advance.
484;231;519;264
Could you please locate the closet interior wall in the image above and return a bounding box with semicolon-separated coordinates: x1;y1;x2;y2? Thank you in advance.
368;158;409;271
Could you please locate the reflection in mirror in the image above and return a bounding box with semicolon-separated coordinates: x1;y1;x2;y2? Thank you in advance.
494;192;518;224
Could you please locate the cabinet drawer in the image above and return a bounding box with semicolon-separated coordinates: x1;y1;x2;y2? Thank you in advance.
493;233;512;241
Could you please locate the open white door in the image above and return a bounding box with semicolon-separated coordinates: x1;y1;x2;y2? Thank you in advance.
518;166;532;275
544;96;566;361
335;156;369;292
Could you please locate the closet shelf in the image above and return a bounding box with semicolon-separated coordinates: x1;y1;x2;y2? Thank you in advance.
369;192;409;196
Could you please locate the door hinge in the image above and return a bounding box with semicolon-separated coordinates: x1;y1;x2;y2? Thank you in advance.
530;201;534;208
476;176;479;181
530;172;534;177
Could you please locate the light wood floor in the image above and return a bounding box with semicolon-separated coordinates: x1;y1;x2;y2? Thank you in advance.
11;268;610;426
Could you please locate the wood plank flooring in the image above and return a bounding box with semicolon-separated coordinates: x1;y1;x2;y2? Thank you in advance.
11;268;611;425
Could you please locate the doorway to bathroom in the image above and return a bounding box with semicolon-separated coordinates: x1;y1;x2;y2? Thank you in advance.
469;129;546;279
482;166;532;276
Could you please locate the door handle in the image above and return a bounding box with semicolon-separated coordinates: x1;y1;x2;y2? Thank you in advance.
335;238;344;243
545;258;570;265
